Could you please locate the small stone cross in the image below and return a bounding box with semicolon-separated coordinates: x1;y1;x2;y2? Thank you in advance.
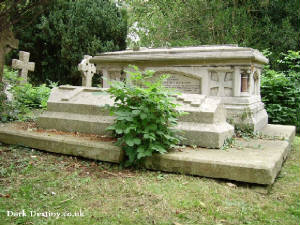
12;51;35;84
78;55;96;87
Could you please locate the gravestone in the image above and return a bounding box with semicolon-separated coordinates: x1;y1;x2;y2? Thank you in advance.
90;45;269;131
37;86;234;148
78;55;96;87
12;51;35;84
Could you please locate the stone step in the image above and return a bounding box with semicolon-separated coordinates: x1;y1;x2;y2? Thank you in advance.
38;111;114;135
38;111;234;148
46;101;226;124
45;106;224;124
0;123;295;185
176;94;206;107
47;102;111;116
0;124;123;163
177;122;234;148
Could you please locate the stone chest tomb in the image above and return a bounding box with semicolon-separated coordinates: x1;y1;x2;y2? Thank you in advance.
37;86;234;148
2;45;295;185
90;45;269;131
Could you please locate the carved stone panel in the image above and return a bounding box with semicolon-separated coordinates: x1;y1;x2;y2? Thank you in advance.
109;70;124;81
253;70;259;95
209;71;233;97
154;71;201;94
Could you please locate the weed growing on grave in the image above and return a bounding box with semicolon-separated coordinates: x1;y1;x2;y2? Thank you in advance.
0;67;57;122
106;65;184;166
221;137;235;150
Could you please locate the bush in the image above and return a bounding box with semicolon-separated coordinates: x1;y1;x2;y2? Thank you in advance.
107;66;184;166
261;51;300;129
13;0;127;85
0;67;55;122
10;83;51;109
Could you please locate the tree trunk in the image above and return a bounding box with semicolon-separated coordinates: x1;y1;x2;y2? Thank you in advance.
0;47;6;109
0;28;19;82
0;48;4;82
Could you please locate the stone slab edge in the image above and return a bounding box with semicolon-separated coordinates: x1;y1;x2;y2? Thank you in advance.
0;123;295;185
0;127;123;163
143;124;296;185
260;124;296;183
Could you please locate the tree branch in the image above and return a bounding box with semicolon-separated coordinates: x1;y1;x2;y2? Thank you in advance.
0;0;50;32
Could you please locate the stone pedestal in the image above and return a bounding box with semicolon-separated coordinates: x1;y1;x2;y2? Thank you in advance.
90;45;269;131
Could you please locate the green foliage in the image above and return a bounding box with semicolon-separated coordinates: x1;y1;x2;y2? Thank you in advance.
261;51;300;129
10;83;51;109
0;67;54;122
124;0;299;68
0;0;50;31
106;66;184;166
0;82;7;119
13;0;127;85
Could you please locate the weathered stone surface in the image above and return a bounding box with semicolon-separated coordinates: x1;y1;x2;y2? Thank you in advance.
4;83;13;101
0;123;123;163
91;45;268;64
162;73;201;94
12;51;35;84
0;123;295;184
78;55;97;87
91;45;269;131
144;124;295;185
37;85;234;148
260;124;296;143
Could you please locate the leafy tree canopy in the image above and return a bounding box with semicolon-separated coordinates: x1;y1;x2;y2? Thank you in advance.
13;0;127;85
124;0;299;69
0;0;50;80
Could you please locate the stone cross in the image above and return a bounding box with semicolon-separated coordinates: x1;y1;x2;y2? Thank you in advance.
210;71;233;96
12;51;35;84
78;55;96;87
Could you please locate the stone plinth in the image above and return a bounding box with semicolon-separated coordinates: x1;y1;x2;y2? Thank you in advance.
37;86;234;148
0;123;295;185
90;45;269;131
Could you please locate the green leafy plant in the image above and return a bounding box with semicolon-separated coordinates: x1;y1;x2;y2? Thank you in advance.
10;83;51;109
4;68;54;110
0;67;55;122
261;50;300;130
106;66;184;166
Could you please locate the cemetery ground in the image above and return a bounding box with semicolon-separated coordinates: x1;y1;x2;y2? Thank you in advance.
0;136;299;225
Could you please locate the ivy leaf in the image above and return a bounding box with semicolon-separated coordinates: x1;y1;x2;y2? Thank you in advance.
116;128;123;134
106;124;115;131
125;138;135;147
133;138;141;145
125;126;136;134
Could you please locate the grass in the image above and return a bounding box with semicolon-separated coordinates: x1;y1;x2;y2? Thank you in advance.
0;137;299;225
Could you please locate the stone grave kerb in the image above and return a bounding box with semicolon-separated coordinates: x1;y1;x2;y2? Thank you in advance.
12;51;35;84
78;55;96;87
